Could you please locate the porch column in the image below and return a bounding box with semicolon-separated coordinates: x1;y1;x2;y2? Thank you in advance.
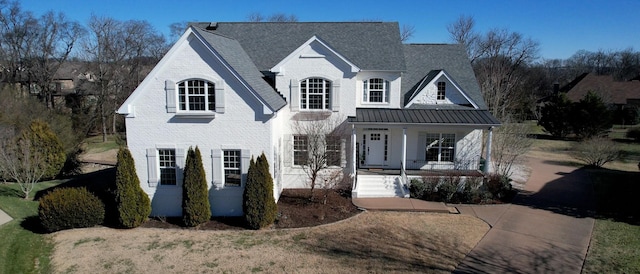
483;126;494;173
351;124;357;175
402;127;407;169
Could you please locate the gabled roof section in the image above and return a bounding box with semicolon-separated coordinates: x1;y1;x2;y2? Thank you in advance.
118;26;286;115
191;22;405;72
404;69;478;108
403;44;487;109
270;35;360;73
563;73;640;105
191;26;287;111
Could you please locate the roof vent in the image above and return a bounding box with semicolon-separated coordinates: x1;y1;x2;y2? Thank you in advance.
206;22;218;30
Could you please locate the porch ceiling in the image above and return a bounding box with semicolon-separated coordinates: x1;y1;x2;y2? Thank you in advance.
349;108;501;126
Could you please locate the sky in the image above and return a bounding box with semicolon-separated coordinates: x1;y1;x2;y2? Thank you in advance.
18;0;640;60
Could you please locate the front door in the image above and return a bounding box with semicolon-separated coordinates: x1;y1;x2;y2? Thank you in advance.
365;132;386;166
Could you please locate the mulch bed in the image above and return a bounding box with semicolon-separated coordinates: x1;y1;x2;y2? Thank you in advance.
140;189;361;230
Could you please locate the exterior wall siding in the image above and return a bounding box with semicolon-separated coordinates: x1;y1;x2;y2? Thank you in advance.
125;34;275;216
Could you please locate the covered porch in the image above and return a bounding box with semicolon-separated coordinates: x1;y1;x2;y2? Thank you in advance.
348;108;500;198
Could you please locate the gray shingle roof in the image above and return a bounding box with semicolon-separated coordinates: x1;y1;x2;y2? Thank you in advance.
192;27;287;111
350;108;500;126
192;22;406;72
403;44;488;109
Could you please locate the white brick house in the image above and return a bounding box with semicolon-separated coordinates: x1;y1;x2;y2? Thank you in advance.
117;22;499;217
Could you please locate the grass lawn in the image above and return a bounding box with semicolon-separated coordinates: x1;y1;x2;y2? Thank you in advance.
0;181;65;274
50;212;488;273
583;168;640;273
82;134;122;154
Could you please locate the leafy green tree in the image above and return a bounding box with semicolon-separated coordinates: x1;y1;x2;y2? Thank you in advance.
114;147;151;228
243;153;277;229
182;146;211;227
570;91;613;139
538;93;574;138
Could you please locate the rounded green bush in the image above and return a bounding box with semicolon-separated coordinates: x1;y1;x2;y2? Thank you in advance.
38;187;105;232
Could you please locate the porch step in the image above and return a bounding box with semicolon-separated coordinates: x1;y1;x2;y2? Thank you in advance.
354;175;407;198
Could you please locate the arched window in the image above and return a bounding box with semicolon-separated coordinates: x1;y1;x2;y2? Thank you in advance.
177;80;215;111
300;78;331;110
363;78;389;103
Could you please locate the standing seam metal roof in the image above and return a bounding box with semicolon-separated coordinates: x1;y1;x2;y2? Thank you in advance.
350;108;500;125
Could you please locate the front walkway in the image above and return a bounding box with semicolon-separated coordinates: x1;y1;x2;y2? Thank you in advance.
0;208;12;226
454;157;595;273
352;197;453;213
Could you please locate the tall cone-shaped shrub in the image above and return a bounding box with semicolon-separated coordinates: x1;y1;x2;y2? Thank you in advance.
243;153;277;229
182;146;211;227
114;147;150;228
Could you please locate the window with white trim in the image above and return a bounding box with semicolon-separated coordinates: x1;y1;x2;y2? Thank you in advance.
325;135;341;166
293;135;308;166
158;149;177;185
178;80;215;111
425;133;455;162
223;150;241;187
300;78;331;110
363;78;390;103
437;81;446;100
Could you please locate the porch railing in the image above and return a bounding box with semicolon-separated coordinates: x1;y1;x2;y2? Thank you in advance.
405;159;481;171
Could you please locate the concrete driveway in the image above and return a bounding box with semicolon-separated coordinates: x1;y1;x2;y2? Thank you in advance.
455;157;595;273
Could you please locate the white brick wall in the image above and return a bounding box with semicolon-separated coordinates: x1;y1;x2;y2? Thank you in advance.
125;32;275;216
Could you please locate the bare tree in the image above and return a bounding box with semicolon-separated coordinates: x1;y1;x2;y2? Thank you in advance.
400;24;415;42
292;114;348;200
0;129;47;199
490;123;534;179
247;12;298;22
447;15;479;61
81;15;167;141
570;137;620;167
0;1;84;107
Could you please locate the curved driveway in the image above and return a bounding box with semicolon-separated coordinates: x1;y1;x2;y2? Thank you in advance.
455;157;595;273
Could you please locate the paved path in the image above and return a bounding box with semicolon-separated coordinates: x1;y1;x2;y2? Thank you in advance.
455;157;595;273
353;197;453;213
0;208;12;226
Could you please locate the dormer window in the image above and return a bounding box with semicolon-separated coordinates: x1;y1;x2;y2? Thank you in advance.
300;78;331;110
437;81;446;100
363;78;389;103
178;80;215;111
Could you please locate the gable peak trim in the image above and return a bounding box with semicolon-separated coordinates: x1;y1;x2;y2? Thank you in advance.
270;35;360;74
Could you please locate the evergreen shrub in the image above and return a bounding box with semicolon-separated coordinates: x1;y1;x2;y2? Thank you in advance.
38;187;105;232
114;147;151;228
243;153;277;229
182;146;211;227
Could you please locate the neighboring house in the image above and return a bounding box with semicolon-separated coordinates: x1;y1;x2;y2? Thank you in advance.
117;22;500;217
563;72;640;107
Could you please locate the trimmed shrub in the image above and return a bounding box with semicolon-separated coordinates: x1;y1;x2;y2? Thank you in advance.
182;146;211;227
243;153;277;229
485;174;514;201
114;147;151;228
38;187;105;232
21;120;66;179
409;179;426;199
